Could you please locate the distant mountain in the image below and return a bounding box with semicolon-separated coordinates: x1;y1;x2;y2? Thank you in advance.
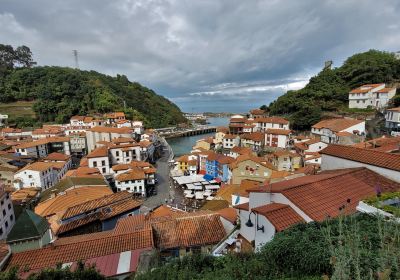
265;50;400;130
0;66;186;128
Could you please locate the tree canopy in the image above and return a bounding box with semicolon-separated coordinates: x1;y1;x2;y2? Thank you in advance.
267;50;400;130
0;64;186;128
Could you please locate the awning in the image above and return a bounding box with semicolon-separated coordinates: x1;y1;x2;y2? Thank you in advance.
203;174;213;181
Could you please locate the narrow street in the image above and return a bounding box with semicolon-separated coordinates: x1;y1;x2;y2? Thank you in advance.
141;136;183;212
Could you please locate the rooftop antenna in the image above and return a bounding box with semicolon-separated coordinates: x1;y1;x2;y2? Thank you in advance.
73;50;79;69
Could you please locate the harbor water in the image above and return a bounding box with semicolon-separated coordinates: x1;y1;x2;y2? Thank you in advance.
167;117;229;157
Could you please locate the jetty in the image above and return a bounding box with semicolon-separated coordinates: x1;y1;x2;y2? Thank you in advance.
155;126;216;138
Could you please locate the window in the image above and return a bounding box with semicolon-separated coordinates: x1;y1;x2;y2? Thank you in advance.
0;200;3;206
116;151;120;156
93;161;97;167
2;210;5;217
102;168;106;173
28;175;32;178
10;214;13;221
7;204;11;210
5;221;8;228
101;160;106;166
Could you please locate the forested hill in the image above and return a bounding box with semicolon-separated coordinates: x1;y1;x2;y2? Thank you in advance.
266;50;400;130
0;66;186;128
0;43;186;128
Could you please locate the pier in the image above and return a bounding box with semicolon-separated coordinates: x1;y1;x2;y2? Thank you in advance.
155;126;216;138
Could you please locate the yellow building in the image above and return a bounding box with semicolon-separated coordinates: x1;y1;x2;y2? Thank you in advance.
229;154;276;184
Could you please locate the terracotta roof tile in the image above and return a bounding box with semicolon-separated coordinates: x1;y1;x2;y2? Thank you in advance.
61;191;133;220
115;168;146;181
86;146;108;158
216;207;237;224
256;116;289;125
7;230;153;271
233;202;249;211
43;152;71;162
252;203;305;231
320;144;400;171
89;126;132;134
265;129;292;135
250;168;400;221
35;186;113;217
312;118;364;132
241;132;264;142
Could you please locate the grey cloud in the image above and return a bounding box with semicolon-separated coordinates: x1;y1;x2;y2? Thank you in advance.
1;0;400;112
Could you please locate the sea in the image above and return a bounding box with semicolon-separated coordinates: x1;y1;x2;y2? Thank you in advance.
167;117;229;158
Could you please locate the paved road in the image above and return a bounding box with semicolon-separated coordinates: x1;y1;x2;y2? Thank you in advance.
141;136;180;212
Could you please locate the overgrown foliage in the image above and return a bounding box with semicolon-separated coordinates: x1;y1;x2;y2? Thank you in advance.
267;50;400;130
0;44;186;128
135;213;399;280
0;262;107;280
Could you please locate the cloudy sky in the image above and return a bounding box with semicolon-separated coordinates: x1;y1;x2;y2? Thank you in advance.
2;0;400;113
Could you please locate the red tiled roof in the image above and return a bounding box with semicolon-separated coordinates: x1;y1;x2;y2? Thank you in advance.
114;212;226;249
256;116;289;125
233;202;249;211
376;87;394;93
223;134;238;139
86;146;108;158
265;129;292;135
349;83;384;94
320;144;400;171
89;126;132;134
115;168;146;181
43;152;71;162
216;127;229;133
312;118;364;132
241;132;264;142
249;168;400;221
252;203;305;231
61;191;134;220
7;230;153;272
387;107;400;112
250;109;265;115
216;208;237;224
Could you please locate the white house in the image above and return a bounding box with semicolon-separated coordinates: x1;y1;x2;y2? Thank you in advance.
264;129;292;148
349;83;396;109
0;189;15;240
108;137;141;164
0;114;8;127
86;146;111;175
223;134;240;150
115;168;146;196
303;152;321;165
86;127;133;153
235;167;399;250
311;118;365;144
15;142;48;158
385;107;400;135
255;117;289;132
14;162;59;190
320;144;400;182
69;116;94;126
240;132;264;152
294;139;328;155
132;121;144;135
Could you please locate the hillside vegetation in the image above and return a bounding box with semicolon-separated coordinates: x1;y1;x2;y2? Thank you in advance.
0;44;186;128
267;50;400;130
135;213;399;280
